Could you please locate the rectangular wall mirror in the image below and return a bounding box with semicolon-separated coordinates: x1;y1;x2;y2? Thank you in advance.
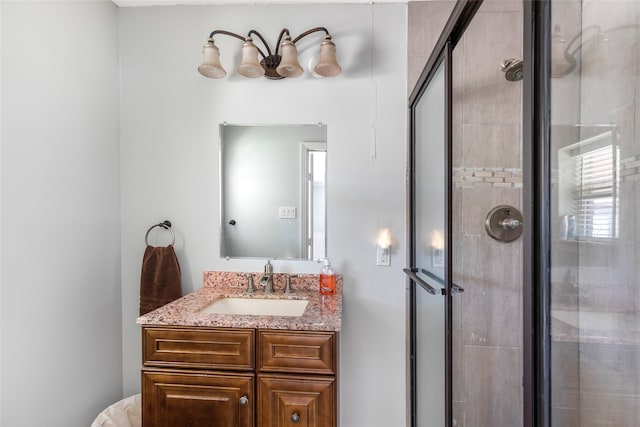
220;123;327;260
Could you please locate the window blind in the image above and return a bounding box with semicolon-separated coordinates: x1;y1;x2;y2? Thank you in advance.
573;144;619;239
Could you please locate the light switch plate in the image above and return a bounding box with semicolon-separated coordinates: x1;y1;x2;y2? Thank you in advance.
278;206;296;219
432;248;444;267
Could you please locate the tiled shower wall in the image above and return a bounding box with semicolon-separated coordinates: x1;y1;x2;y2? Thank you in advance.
407;1;455;93
451;2;524;425
408;1;524;425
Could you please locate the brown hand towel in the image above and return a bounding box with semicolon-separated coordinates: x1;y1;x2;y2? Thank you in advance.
139;245;183;315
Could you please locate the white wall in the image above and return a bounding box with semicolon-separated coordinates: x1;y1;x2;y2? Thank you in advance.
0;3;4;422
0;1;122;426
119;4;408;426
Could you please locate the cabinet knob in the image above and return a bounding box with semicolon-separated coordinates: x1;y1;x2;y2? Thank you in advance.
239;395;249;406
291;412;301;423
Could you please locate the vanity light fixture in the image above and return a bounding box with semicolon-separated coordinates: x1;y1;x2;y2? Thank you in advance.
198;27;341;80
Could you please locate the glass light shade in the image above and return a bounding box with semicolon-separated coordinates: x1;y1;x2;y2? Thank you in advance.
314;36;341;77
237;39;265;78
198;40;227;79
276;36;303;78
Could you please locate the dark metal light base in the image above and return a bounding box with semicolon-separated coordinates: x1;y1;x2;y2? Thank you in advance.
261;55;284;80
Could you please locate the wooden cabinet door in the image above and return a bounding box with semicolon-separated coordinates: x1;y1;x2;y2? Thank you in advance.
258;374;336;427
142;369;254;427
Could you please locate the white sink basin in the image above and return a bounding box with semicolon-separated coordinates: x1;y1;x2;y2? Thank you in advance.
200;297;309;317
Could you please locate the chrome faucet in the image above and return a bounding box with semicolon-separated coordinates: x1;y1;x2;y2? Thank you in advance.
261;260;274;293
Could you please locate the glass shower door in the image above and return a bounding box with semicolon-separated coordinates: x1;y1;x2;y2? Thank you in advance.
549;1;640;425
408;60;446;427
408;1;527;425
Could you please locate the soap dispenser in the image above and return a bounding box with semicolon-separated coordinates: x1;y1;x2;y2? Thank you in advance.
319;258;335;295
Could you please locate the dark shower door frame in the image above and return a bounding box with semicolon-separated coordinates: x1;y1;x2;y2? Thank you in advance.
523;1;551;426
407;0;549;426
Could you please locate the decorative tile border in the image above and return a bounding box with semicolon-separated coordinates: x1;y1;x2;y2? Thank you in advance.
453;167;523;188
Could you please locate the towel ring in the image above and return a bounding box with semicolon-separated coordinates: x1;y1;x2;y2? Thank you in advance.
145;220;175;246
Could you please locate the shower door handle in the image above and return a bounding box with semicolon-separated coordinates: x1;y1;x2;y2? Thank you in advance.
419;268;464;294
451;282;464;294
403;268;445;295
403;268;464;295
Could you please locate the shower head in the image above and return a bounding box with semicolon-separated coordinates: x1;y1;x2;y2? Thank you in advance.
501;58;523;82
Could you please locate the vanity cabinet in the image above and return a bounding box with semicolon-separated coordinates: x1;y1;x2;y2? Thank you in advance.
141;326;337;427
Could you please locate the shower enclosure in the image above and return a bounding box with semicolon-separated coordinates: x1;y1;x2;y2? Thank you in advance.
407;0;639;426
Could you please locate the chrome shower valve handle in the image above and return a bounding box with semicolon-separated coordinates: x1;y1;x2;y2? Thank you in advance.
485;205;523;243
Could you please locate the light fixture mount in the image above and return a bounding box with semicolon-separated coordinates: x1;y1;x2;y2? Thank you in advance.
261;54;283;80
198;27;341;80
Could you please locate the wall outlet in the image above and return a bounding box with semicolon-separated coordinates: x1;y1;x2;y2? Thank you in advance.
432;248;444;267
377;246;390;266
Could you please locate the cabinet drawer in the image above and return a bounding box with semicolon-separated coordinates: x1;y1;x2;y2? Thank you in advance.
143;326;254;370
258;330;336;375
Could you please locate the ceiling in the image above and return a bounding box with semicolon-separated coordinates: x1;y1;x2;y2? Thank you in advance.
113;0;407;6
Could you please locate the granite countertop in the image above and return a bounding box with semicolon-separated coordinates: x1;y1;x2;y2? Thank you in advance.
136;271;342;332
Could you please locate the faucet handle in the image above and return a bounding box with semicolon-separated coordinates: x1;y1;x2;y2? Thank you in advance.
284;274;301;293
238;273;255;293
284;275;292;293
